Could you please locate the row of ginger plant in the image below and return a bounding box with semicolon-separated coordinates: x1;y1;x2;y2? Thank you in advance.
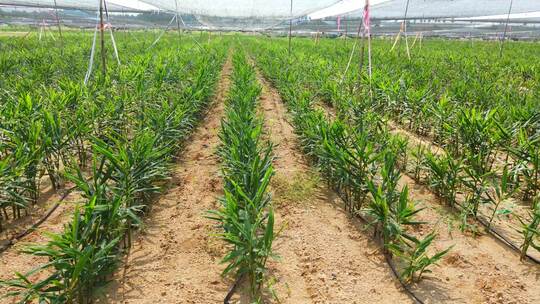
301;37;539;207
247;40;450;284
1;33;100;230
287;37;540;260
0;35;226;303
254;35;540;258
209;50;276;302
0;32;214;232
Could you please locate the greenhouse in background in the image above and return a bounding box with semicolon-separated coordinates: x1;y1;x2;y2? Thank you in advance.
0;1;539;304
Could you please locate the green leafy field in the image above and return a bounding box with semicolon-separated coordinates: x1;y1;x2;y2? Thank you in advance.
0;32;538;303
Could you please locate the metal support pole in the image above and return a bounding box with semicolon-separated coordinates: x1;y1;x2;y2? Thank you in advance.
366;0;372;81
53;0;63;52
174;0;182;43
99;0;106;77
359;23;365;76
344;16;348;44
288;0;293;56
315;23;320;44
499;0;513;58
403;0;411;60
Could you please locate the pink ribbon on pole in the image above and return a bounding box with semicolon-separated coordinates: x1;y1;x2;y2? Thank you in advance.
337;16;341;31
363;0;370;34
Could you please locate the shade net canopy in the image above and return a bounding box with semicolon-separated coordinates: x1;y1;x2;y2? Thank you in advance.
1;0;540;34
0;0;342;16
325;0;540;21
1;0;539;17
0;0;159;12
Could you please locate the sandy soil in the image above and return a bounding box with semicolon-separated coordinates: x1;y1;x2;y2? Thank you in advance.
95;55;233;304
388;121;539;261
314;102;540;303
3;52;534;304
387;120;444;156
253;63;412;304
401;173;540;304
97;53;412;304
0;179;70;242
0;184;78;302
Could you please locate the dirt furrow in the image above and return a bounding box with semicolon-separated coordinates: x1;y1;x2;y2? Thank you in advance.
96;56;233;304
387;120;444;156
253;64;412;304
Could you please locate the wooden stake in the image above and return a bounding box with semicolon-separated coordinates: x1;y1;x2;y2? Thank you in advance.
340;18;362;86
103;0;120;65
362;0;373;100
39;19;44;41
358;12;367;93
403;0;411;60
359;27;365;76
411;32;419;48
390;29;401;52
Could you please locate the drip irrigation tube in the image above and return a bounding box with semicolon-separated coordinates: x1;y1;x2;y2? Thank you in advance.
223;273;245;304
478;216;540;264
355;115;538;264
397;149;539;264
339;194;426;304
385;253;425;304
252;62;538;304
388;120;539;263
401;142;540;263
0;185;76;254
453;200;540;264
387;122;540;264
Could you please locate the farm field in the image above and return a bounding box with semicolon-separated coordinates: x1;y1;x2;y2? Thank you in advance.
0;31;539;304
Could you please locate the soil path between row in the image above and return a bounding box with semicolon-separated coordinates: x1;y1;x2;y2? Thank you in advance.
252;62;412;304
96;55;233;304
